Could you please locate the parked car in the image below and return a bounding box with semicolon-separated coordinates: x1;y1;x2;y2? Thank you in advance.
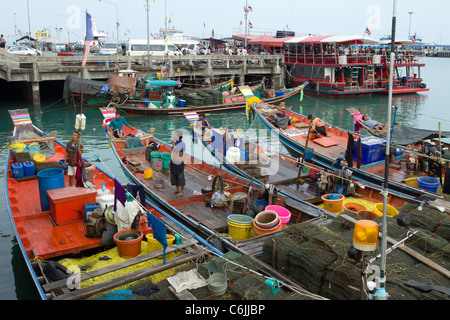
7;46;41;56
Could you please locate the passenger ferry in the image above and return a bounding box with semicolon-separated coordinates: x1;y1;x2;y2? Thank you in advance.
283;35;429;96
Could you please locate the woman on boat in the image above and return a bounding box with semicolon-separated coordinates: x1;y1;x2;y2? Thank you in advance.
307;115;328;137
169;130;186;197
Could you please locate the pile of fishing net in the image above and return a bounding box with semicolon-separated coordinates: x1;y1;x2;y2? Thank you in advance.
260;210;450;300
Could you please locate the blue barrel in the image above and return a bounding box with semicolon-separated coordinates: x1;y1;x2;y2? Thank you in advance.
23;161;35;177
417;176;440;193
11;163;24;179
37;168;65;211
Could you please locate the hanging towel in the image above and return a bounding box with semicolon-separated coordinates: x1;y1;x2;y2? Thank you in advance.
345;132;355;168
147;212;168;263
356;137;362;169
114;178;127;211
127;183;146;208
75;150;85;187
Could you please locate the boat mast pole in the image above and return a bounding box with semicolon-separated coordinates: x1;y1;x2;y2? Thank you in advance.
376;0;396;301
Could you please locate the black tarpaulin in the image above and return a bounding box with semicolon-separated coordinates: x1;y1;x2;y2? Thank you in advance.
63;75;107;100
391;125;450;145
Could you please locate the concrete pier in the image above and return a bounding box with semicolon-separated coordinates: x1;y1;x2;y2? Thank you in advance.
0;50;285;105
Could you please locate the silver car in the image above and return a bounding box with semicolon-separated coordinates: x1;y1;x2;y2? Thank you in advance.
7;45;42;56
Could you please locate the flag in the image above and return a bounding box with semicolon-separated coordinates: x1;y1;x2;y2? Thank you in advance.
248;6;253;12
82;12;94;68
412;33;416;44
243;5;249;13
203;22;206;28
365;26;371;36
249;21;253;29
286;24;290;31
163;34;168;43
240;20;243;26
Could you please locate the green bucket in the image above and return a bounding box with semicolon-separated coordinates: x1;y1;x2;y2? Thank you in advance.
150;151;161;164
161;152;172;169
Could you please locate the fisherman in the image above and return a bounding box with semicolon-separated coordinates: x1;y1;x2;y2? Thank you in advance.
195;113;211;134
64;131;83;187
107;111;135;138
307;115;328;136
169;130;186;197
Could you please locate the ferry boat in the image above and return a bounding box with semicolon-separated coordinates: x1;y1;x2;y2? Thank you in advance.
283;35;429;96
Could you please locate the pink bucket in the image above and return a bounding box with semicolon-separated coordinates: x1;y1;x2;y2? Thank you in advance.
265;205;291;228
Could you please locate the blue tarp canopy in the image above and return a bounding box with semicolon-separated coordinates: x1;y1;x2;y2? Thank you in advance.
145;80;181;87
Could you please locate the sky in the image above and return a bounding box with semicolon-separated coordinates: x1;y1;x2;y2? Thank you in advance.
1;0;449;44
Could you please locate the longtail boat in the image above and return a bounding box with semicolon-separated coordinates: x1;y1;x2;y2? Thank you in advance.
111;81;304;115
241;87;447;200
5;108;234;300
184;111;412;214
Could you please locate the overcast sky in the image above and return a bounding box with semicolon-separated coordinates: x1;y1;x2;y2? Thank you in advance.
1;0;448;44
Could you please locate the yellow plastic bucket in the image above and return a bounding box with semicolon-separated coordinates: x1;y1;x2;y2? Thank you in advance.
321;193;345;213
227;214;253;240
404;177;419;188
373;203;399;217
146;234;175;253
33;153;46;164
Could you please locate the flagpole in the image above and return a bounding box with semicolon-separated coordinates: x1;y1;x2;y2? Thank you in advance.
244;0;248;48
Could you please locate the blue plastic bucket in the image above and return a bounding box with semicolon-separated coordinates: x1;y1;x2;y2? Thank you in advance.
178;99;186;107
417;176;440;193
37;168;65;211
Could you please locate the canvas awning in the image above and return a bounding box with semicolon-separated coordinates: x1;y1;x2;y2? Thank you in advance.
321;35;379;45
391;126;450;146
63;75;107;100
145;80;181;87
247;35;293;47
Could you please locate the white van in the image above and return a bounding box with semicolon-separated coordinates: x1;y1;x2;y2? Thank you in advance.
126;39;181;57
100;42;119;55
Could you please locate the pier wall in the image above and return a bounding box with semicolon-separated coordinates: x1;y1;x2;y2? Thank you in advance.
0;50;285;106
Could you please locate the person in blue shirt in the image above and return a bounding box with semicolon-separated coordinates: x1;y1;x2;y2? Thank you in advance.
362;115;387;131
169;130;186;197
196;113;211;133
108;111;135;138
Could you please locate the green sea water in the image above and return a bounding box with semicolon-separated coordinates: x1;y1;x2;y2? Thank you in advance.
0;56;448;299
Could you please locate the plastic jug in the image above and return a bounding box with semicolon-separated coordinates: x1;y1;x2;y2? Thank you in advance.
23;161;35;177
11;163;24;179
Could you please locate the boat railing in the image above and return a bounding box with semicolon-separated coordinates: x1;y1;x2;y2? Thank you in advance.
285;52;422;66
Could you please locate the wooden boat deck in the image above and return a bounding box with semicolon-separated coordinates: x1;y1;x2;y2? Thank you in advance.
7;138;152;260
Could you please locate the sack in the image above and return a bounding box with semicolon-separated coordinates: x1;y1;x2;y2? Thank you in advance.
211;175;227;208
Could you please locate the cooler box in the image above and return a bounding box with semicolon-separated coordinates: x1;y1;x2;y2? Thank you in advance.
353;137;386;165
47;187;97;225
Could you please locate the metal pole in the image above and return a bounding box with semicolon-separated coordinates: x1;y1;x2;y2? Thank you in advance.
376;0;396;301
26;0;31;44
408;12;413;39
244;0;248;48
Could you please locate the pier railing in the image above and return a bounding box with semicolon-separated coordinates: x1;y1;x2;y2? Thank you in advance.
0;50;284;83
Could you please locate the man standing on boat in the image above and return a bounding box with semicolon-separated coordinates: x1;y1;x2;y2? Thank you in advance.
64;131;83;187
107;111;135;138
169;130;186;197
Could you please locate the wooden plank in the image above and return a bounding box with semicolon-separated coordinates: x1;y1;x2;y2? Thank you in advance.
169;286;198;300
43;242;194;292
340;214;450;279
311;137;338;147
53;251;204;300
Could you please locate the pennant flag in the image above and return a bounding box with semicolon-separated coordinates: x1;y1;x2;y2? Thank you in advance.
240;20;243;26
243;5;248;13
365;26;371;36
163;34;168;43
249;21;253;29
82;12;94;68
412;33;416;44
248;6;253;12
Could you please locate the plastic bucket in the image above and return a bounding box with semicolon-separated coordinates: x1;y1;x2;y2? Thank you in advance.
208;273;228;296
161;153;172;170
417;176;440;193
321;193;345;213
227;214;253;240
37;168;65;211
253;219;281;236
98;194;115;211
265;205;291;228
343;202;367;213
146;233;175;253
150;151;161;164
114;229;143;258
373;203;399;217
254;210;279;227
152;158;163;171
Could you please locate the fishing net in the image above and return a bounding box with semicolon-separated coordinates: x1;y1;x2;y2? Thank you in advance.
260;210;450;300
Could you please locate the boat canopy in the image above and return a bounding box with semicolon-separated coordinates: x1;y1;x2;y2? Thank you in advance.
379;39;413;45
63;75;107;100
247;35;294;47
145;80;182;87
285;35;379;45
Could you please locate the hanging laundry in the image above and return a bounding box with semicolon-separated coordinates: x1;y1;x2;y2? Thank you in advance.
114;178;127;211
345;132;355;168
127;183;146;208
147;212;168;263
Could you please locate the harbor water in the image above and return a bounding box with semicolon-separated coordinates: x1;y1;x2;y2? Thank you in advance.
0;56;448;299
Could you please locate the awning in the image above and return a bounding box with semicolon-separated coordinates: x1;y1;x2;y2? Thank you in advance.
145;80;181;87
392;126;450;146
379;39;413;45
321;35;379;45
247;35;293;47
